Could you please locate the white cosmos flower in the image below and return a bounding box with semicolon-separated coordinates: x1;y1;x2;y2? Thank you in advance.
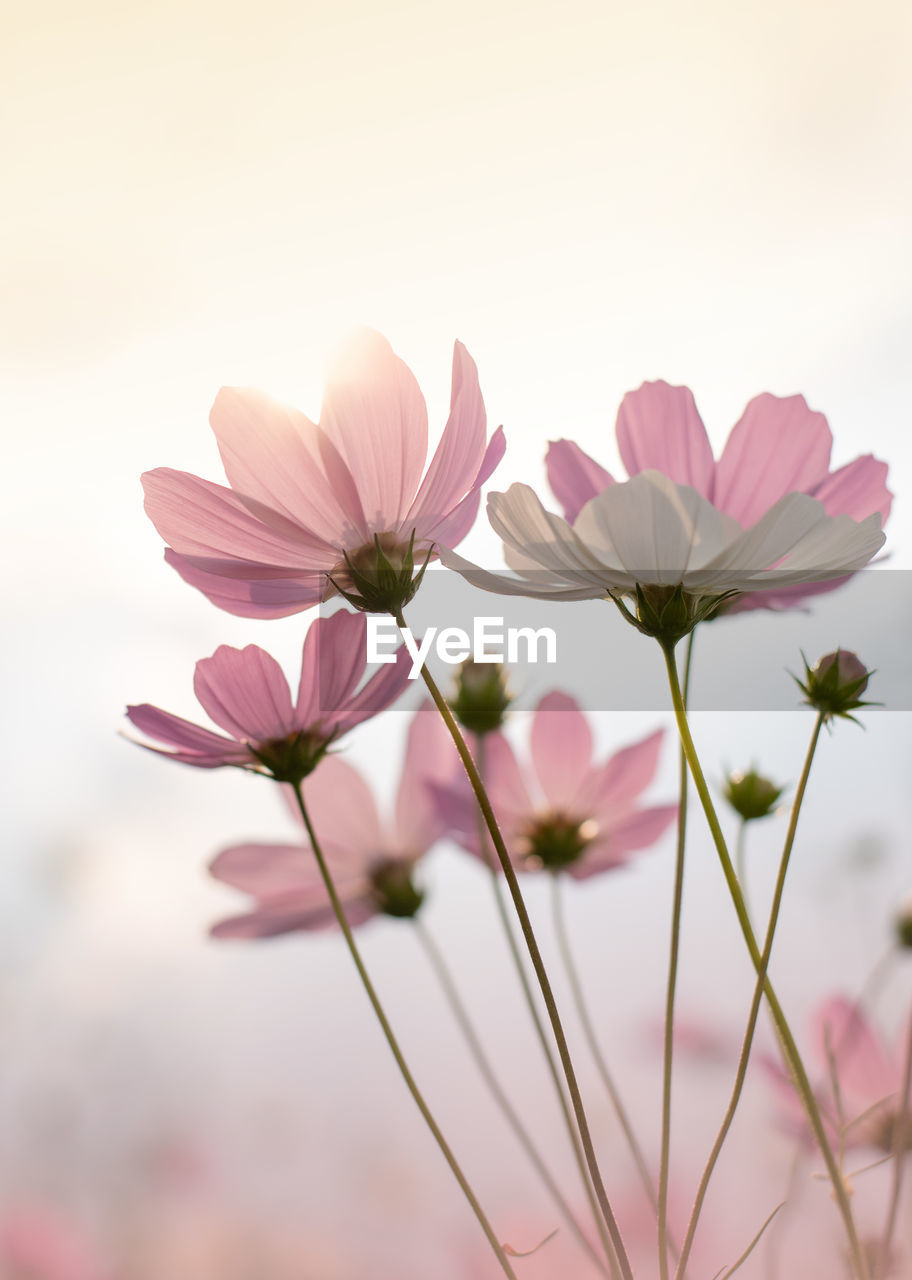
441;470;885;601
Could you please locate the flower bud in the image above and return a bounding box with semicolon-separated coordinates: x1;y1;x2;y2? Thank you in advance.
794;649;874;724
896;899;912;950
449;658;513;735
723;768;784;822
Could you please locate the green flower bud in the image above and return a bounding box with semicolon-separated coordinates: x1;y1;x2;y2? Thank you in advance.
369;859;425;919
794;649;875;725
449;659;513;735
723;768;784;822
896;901;912;950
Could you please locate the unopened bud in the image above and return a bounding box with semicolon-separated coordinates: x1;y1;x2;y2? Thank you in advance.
449;659;513;735
723;768;784;822
896;899;912;950
794;649;874;724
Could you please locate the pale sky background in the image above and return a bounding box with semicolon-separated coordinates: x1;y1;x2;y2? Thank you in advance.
2;1;911;1276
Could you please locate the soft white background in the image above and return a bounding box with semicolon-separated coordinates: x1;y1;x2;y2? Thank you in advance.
2;1;911;1275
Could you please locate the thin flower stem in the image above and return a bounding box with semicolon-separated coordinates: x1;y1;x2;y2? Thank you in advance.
658;630;695;1280
403;617;634;1280
876;1009;912;1280
660;646;869;1280
290;783;519;1280
475;738;617;1278
412;917;609;1276
735;820;750;925
549;875;668;1239
673;711;824;1279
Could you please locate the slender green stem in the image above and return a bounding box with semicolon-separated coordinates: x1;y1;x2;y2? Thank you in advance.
673;713;824;1279
402;615;634;1280
876;1009;912;1280
550;875;666;1233
412;917;608;1275
660;645;869;1280
735;820;749;924
474;738;617;1277
290;784;518;1280
658;630;695;1280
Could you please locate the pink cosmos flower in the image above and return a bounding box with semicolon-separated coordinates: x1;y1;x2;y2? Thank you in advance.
126;610;410;781
0;1206;105;1280
437;692;676;879
143;330;504;617
209;707;454;937
546;380;891;611
766;995;911;1153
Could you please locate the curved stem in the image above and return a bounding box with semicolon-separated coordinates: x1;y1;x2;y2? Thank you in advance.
876;1008;912;1280
402;613;634;1280
290;783;518;1280
673;712;824;1278
475;738;616;1277
550;876;665;1226
660;646;869;1280
658;630;695;1280
413;917;608;1275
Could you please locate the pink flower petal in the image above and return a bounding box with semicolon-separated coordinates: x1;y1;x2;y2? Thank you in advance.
568;804;676;880
210;386;368;544
301;756;384;861
713;393;832;526
320;329;429;530
813;997;897;1101
615;382;715;497
394;706;458;852
810;454;893;523
210;839;368;897
331;644;412;735
546;439;615;523
193;645;296;742
530;692;593;811
125;704;249;767
164;549;324;618
406;342;488;529
295;611;368;725
212;891;377;939
580;728;666;814
143;468;329;565
418;425;506;547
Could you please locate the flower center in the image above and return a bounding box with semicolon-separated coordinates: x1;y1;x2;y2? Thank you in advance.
519;813;599;871
369;858;425;918
324;530;433;613
247;730;333;785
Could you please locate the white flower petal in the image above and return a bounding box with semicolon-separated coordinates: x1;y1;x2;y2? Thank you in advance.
574;471;739;584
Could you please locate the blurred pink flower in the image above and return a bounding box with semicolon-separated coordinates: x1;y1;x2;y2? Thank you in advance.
437;692;676;879
0;1206;105;1280
143;330;504;617
126;610;409;780
766;995;911;1153
546;380;891;611
209;707;454;937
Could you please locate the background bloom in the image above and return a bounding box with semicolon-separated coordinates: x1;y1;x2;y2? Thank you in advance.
547;381;892;611
436;692;676;879
209;708;454;938
126;610;409;778
143;330;505;617
765;996;910;1153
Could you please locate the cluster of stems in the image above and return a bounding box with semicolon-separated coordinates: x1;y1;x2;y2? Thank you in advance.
285;608;894;1280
